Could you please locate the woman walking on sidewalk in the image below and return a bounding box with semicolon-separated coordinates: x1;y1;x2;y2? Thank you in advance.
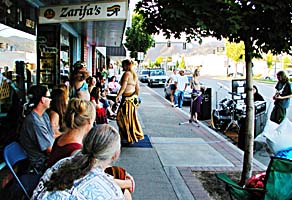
116;59;144;144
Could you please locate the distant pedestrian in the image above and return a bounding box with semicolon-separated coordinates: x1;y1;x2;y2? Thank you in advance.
169;68;178;107
174;70;189;108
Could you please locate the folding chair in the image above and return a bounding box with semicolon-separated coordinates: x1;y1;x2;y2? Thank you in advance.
3;141;41;199
216;157;292;200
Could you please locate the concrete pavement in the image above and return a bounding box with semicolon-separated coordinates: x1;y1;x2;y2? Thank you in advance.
111;83;267;200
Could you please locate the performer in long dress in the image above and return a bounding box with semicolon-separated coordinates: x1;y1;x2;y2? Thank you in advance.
190;69;206;123
116;59;144;144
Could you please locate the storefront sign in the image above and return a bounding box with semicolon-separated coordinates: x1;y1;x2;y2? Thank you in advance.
39;1;127;24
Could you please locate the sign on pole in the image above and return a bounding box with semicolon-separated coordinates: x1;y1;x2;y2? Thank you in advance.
138;52;144;61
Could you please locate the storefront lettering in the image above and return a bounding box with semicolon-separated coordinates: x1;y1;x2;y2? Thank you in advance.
39;1;126;23
60;4;101;20
39;44;58;54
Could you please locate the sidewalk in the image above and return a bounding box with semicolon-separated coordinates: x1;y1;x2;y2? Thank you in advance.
111;84;267;200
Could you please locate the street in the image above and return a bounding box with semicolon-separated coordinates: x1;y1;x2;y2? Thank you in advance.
144;75;292;122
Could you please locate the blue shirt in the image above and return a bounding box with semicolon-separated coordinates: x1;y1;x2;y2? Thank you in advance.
19;111;54;173
33;157;124;200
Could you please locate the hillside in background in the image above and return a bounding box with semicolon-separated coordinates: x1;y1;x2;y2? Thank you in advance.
0;36;36;53
144;40;225;62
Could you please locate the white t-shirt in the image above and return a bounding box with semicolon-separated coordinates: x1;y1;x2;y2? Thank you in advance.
176;75;189;91
170;73;178;84
108;68;115;78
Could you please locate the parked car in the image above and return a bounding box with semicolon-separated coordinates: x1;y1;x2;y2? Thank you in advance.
164;75;193;103
138;69;149;83
147;69;168;87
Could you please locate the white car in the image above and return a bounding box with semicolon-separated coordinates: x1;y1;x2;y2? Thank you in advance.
147;69;168;87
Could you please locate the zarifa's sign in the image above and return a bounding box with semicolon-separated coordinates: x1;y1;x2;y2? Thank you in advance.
39;0;127;24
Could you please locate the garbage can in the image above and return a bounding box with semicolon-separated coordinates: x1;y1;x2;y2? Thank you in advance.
198;88;212;120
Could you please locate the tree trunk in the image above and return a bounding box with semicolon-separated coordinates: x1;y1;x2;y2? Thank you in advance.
240;39;255;185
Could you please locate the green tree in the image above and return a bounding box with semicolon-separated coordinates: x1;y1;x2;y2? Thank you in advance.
124;13;154;61
226;40;245;76
136;0;292;184
180;55;185;68
266;51;274;72
154;56;163;67
283;55;291;70
176;60;179;69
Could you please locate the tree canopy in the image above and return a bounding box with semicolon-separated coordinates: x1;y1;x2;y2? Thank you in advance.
136;0;292;56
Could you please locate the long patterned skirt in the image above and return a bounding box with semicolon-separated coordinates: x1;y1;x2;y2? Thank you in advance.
116;94;144;143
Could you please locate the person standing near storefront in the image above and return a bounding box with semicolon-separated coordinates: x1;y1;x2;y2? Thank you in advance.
115;59;144;144
69;61;90;101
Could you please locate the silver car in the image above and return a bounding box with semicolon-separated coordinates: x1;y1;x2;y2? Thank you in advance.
138;69;149;83
147;69;168;87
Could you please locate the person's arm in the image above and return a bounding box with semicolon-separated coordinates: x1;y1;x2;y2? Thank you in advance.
116;72;129;102
49;111;63;139
114;173;135;193
135;80;140;95
184;77;188;91
275;94;292;100
274;82;292;100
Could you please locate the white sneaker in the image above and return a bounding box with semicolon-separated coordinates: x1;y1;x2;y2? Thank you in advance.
173;104;178;107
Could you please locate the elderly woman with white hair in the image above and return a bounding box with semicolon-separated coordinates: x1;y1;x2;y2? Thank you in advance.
32;124;126;199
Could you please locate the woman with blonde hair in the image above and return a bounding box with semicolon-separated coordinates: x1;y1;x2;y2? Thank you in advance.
116;59;144;144
33;124;126;199
46;98;96;167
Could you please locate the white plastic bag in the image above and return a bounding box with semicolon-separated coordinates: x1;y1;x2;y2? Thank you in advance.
264;118;292;154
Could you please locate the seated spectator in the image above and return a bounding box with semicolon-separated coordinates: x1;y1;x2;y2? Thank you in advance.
86;76;96;93
54;83;69;102
46;98;95;168
90;87;108;124
100;88;117;119
33;124;134;200
47;88;67;138
69;61;90;101
253;85;265;102
19;85;54;174
108;76;121;94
